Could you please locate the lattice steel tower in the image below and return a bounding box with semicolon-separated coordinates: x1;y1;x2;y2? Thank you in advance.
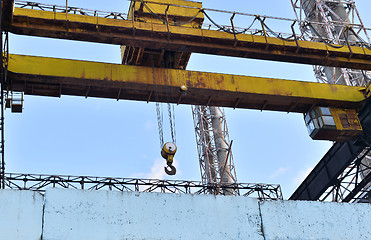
192;106;238;194
291;0;371;201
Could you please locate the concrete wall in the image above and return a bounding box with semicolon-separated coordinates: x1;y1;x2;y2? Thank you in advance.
43;189;263;240
0;190;43;240
1;188;371;240
260;200;371;240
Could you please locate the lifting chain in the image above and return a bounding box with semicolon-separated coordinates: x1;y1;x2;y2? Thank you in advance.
150;52;177;175
167;103;176;144
156;102;164;147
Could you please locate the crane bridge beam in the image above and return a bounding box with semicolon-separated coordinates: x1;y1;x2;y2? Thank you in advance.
7;54;368;113
5;7;371;71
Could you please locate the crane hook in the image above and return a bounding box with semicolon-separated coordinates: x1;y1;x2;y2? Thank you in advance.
161;142;177;176
164;162;176;175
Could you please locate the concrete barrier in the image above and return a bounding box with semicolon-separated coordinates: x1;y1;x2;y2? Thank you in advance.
260;200;371;240
0;190;43;240
1;188;371;239
42;188;264;240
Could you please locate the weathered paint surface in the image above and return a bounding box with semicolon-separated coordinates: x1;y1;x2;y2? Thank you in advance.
1;188;371;240
8;54;367;113
42;188;263;240
0;190;43;240
260;200;371;240
10;7;371;70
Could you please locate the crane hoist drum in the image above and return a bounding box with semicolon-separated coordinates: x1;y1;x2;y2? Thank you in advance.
161;142;177;175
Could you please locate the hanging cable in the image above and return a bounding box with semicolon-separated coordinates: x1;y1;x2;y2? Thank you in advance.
150;51;177;175
167;103;176;144
150;52;165;148
156;103;164;147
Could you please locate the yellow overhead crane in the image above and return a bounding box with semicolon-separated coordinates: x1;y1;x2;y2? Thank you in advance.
2;0;371;141
7;54;368;112
7;54;370;141
3;0;371;70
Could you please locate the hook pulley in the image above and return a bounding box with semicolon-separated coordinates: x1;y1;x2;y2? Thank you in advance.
161;142;177;175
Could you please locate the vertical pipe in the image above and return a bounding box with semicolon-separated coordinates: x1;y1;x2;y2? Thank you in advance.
209;107;233;192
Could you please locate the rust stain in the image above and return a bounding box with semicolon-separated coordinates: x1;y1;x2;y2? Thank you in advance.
80;69;86;79
328;84;339;93
216;77;223;87
190;71;206;88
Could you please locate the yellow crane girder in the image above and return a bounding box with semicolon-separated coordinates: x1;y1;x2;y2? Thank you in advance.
7;54;368;113
4;7;371;70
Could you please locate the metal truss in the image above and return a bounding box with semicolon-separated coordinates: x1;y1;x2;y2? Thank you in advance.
3;173;283;200
319;148;371;202
291;0;371;203
291;0;371;86
192;106;238;192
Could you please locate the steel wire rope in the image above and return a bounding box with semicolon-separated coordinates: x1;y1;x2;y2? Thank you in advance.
140;0;178;145
139;0;166;23
306;22;346;48
202;10;255;34
161;57;176;144
173;10;203;27
255;16;296;42
347;27;371;50
139;0;202;28
150;52;164;147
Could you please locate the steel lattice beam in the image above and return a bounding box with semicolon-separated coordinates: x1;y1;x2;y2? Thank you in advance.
3;173;283;200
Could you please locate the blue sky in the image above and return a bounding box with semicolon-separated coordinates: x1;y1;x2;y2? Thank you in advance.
5;0;371;198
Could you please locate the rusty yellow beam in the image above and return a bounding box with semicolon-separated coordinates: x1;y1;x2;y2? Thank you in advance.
6;7;371;70
7;54;368;112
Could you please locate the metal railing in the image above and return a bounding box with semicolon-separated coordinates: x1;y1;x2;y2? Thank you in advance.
13;0;371;48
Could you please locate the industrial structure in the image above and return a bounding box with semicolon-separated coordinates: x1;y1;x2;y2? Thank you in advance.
120;0;237;188
290;0;371;202
0;0;370;205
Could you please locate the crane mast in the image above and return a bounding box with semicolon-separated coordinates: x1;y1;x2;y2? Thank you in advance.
291;0;371;201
